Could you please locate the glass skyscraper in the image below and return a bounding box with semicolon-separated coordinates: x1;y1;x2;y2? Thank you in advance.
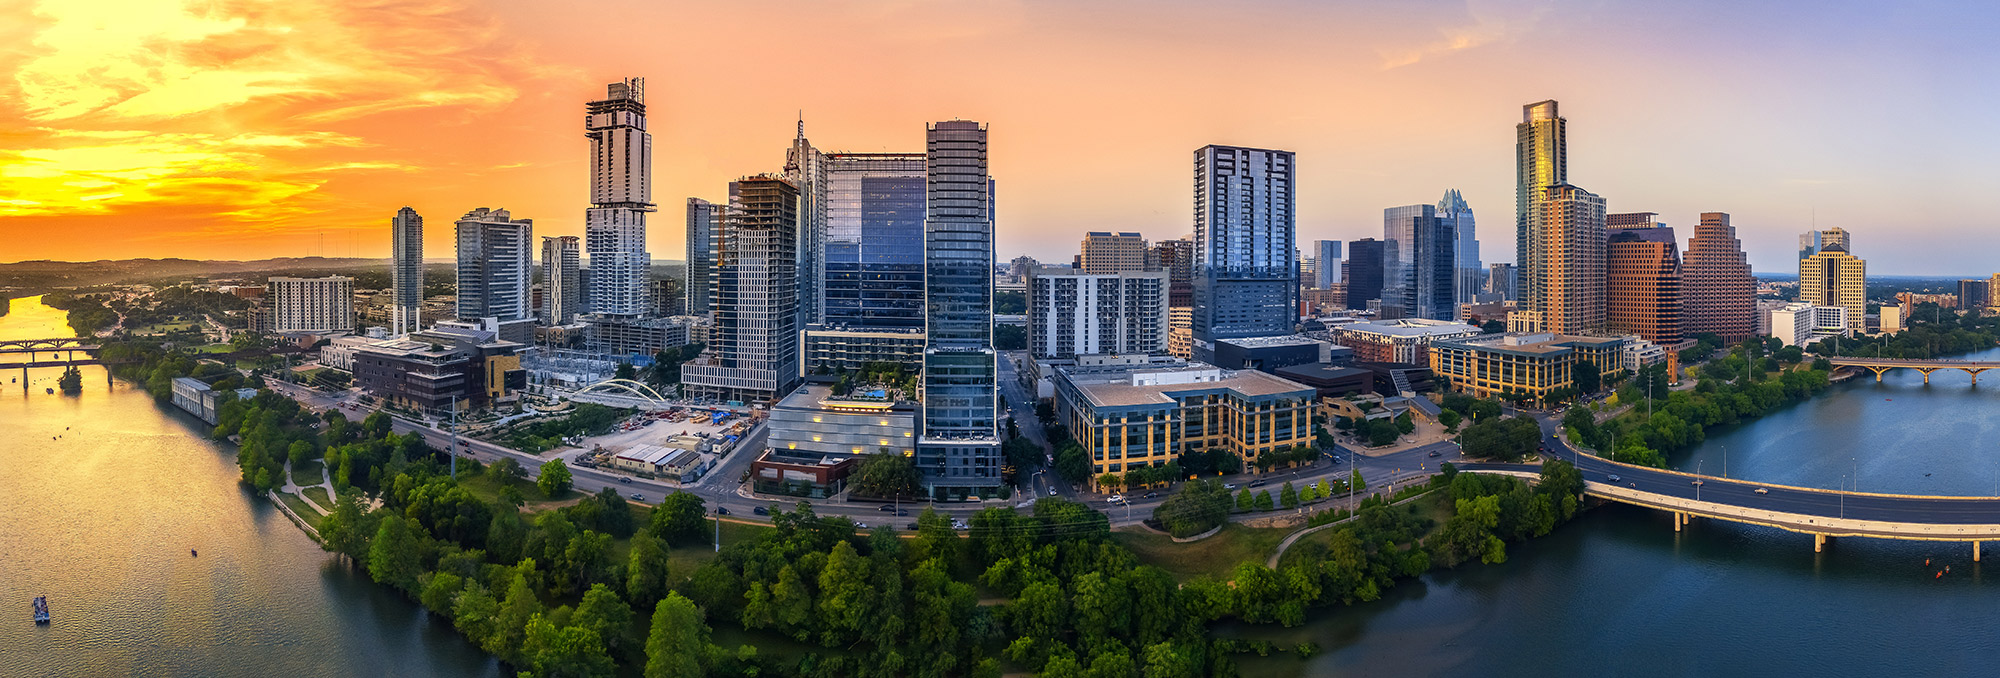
917;120;1001;496
684;198;720;316
1191;145;1296;363
822;153;927;330
1382;204;1457;321
1439;189;1480;306
1312;240;1342;289
1516;100;1566;326
391;206;423;336
454;207;533;323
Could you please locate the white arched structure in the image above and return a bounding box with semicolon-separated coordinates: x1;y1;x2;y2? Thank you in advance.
574;378;671;406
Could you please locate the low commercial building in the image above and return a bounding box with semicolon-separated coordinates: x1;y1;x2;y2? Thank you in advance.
1272;363;1374;399
170;377;256;425
611;444;711;482
319;334;379;372
1619;336;1673;373
1053;362;1315;481
766;383;917;457
1428;333;1628;399
1211;336;1325;375
353;325;526;413
1330;318;1481;365
749;449;859;498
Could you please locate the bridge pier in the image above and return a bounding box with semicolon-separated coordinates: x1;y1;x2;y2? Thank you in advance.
1672;511;1683;532
1968;368;1988;386
1869;367;1889;383
1977;541;1983;563
1919;368;1938;384
1814;533;1826;553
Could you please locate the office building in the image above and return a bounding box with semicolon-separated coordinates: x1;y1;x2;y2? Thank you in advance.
1799;242;1866;332
1345;238;1386;310
1311;240;1343;290
1027;267;1169;360
786;121;828;328
1488;262;1516;301
1819;227;1851;252
1605;220;1683;344
353;324;526;412
1009;255;1039;282
583;77;654;317
1799;229;1823;262
796;152;932;374
1683;212;1756;340
584;315;696;359
1880;304;1904;335
1514;184;1606;334
1514;100;1567;329
1211;335;1324;374
1769;302;1849;347
1439;189;1481;306
540;235;580;325
1051;362;1315;483
646;276;685;317
267;276;354;334
1167;306;1193;359
391;207;423;336
1079;231;1149;273
1191;145;1296;362
1152;238;1196;307
1960;279;1991;312
1332;318;1481;365
680;175;802;403
1383;203;1457;321
916;120;1002;495
1429;332;1627;400
454;207;533;324
685;198;721;315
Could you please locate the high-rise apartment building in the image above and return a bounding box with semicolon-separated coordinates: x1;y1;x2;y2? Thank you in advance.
685;198;721;316
680;175;802;403
1192;145;1296;362
268;276;354;334
540;236;580;325
1605;221;1683;344
1487;263;1516;301
454;207;533;323
1312;240;1343;289
1383;204;1457;321
1152;238;1195;307
583;78;653;317
917;120;1001;495
1079;231;1149;273
1959;279;1990;311
1515;100;1566;324
1346;238;1386;310
391;207;423;336
1800;242;1866;332
1438;189;1480;306
1027;267;1168;359
1683;212;1757;340
1515;184;1605;335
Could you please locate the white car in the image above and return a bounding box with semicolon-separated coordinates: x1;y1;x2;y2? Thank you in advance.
1107;494;1124;504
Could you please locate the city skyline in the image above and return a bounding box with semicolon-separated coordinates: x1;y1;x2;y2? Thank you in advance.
4;1;1999;274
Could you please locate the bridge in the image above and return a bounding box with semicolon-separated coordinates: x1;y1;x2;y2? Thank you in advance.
0;338;98;352
1831;356;2000;384
1460;431;2000;560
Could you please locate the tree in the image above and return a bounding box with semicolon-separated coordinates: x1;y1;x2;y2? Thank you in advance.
366;515;423;594
488;456;526;482
573;584;635;650
646;592;712;678
994;324;1027;350
1469;398;1503;422
615;362;637;380
650;491;708;545
1349;469;1366;493
56;365;82;394
1439;408;1462;432
854;451;922;499
1480;319;1507;334
1394;412;1415;435
1280;481;1299;509
319;493;372;561
521;613;616;678
1152;480;1231;538
625;533;672;610
1253;490;1275;511
1054;441;1091;483
1574;359;1602;394
1096;472;1123;492
538;458;573;497
1236;487;1253;511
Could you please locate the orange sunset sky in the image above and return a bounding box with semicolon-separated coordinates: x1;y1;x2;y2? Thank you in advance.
2;0;1996;274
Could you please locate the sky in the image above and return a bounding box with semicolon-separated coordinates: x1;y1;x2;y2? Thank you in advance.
1;0;1996;275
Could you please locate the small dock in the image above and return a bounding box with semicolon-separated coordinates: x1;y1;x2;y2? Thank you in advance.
32;596;49;624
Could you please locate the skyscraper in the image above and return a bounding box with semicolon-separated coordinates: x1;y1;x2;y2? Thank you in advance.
785;120;828;329
1152;238;1195;307
1800;241;1866;332
1683;212;1757;341
684;198;721;316
799;152;932;373
1079;231;1149;273
1027;267;1168;359
1799;230;1823;262
454;207;533;324
1192;145;1296;362
918;120;1001;496
269;276;355;334
1515;100;1566;326
1312;240;1343;289
1531;184;1607;335
391;206;423;336
1487;262;1516;301
1439;189;1480;305
1605;219;1683;344
1345;238;1385;310
540;235;580;325
1382;204;1457;321
583;78;653;317
680;175;802;403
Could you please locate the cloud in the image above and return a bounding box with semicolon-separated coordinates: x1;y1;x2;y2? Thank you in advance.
1379;0;1554;69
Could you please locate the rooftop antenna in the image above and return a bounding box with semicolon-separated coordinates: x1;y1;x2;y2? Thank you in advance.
796;111;804;139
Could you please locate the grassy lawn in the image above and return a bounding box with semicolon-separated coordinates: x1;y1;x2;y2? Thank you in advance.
302;486;333;509
192;343;236;354
1112;523;1291;582
291;459;323;487
277;491;323;521
1276;491;1452;569
456;470;584;510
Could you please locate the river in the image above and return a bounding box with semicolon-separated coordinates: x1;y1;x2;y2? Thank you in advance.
1233;346;2000;677
0;296;498;678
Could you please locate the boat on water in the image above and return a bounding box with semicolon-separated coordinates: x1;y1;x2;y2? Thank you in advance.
45;388;53;394
32;596;49;624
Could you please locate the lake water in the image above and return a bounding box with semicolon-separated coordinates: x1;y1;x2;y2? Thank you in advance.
0;296;498;678
1236;346;2000;677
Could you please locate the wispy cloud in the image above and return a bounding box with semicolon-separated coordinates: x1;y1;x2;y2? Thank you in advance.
1379;0;1553;69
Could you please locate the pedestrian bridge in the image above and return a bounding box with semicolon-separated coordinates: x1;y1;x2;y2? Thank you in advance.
1463;456;2000;560
1830;356;2000;384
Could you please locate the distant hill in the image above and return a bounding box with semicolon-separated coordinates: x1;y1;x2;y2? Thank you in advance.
0;257;385;290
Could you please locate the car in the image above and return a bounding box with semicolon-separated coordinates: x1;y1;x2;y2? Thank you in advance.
1754;487;1769;494
1048;487;1058;497
1144;491;1157;499
1107;494;1124;504
630;493;644;501
952;521;968;530
1224;483;1238;490
618;477;631;484
715;506;729;516
878;504;897;512
753;506;770;516
1248;479;1265;488
1607;474;1622;483
856;522;868;529
907;522;921;531
1427;451;1442;458
1691;479;1704;487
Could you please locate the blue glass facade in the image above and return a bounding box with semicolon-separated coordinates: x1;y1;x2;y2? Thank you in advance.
823;158;928;330
1191;145;1296;362
918;120;1001;495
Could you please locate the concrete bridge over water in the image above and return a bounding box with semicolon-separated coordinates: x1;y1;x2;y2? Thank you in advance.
1831;356;2000;384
